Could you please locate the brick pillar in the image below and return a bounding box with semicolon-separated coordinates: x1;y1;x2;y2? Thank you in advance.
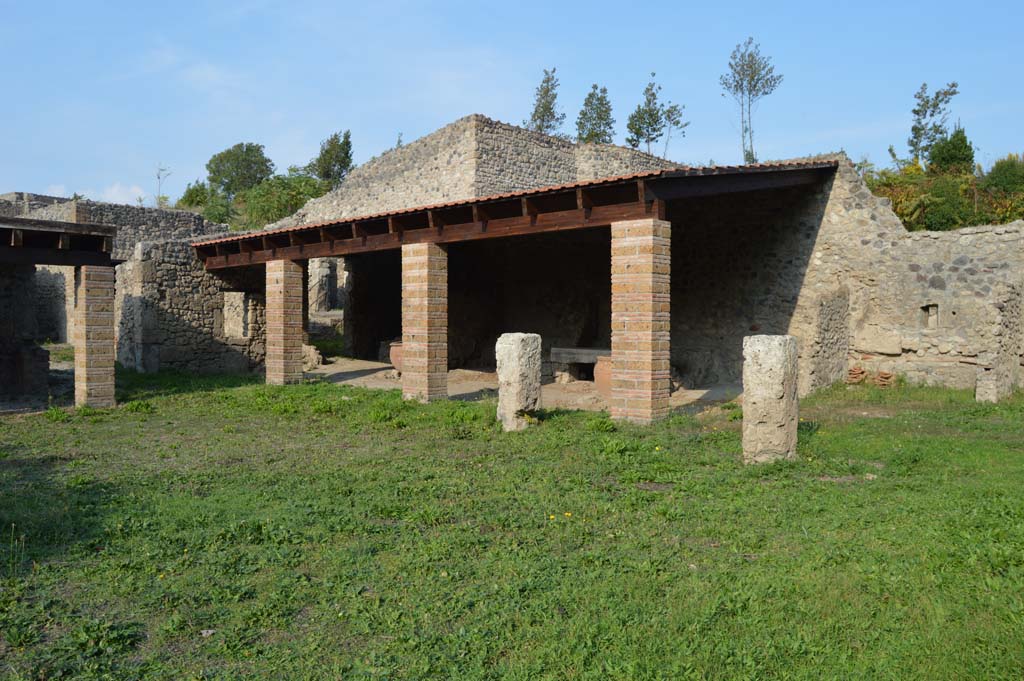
610;218;671;423
73;265;116;408
402;242;447;402
266;259;304;385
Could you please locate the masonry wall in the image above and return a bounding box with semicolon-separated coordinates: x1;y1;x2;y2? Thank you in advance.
845;222;1024;387
116;241;266;374
666;184;840;393
0;264;48;398
18;198;226;344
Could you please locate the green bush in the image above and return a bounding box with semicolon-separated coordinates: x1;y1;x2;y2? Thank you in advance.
984;154;1024;194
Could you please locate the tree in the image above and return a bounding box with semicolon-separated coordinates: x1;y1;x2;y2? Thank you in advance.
206;142;275;197
661;103;689;159
907;82;960;162
308;130;354;189
928;127;974;174
576;84;615;144
176;180;211;210
626;73;686;156
237;168;328;230
202;190;234;225
719;37;783;164
524;67;566;137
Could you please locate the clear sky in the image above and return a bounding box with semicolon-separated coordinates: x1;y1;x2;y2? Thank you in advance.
2;0;1021;205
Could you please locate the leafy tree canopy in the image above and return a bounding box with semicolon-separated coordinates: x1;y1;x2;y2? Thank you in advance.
236;168;328;230
308;130;353;189
206;142;275;197
576;84;615;144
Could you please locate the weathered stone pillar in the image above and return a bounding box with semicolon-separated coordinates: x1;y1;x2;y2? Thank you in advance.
73;265;116;408
402;242;447;402
495;333;542;431
742;335;799;464
265;259;304;385
610;218;671;423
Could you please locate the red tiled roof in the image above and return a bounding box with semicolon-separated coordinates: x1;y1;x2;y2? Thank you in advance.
192;159;838;247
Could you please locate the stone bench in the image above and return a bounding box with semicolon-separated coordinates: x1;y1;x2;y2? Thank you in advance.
548;347;610;383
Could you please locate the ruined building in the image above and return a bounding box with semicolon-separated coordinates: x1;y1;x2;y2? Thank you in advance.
3;114;1023;418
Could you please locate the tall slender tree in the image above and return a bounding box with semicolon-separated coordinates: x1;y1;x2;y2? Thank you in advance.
907;82;960;162
720;37;784;164
576;84;615;144
524;67;566;137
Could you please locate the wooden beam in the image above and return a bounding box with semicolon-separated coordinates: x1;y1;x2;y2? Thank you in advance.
58;233;71;250
576;188;593;219
521;198;538;226
0;246;115;267
10;229;23;247
0;215;115;239
201;201;648;270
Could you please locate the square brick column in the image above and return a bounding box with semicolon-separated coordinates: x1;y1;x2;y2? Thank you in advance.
610;218;671;423
402;242;448;402
73;265;116;408
266;259;304;385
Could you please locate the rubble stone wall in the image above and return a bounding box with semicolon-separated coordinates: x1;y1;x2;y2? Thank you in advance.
116;241;265;374
0;264;48;398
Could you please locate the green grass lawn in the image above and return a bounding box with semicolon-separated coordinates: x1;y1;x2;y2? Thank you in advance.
1;373;1022;679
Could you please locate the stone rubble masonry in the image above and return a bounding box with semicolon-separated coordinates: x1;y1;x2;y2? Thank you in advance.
73;266;116;408
115;241;265;374
14;195;226;345
495;333;542;431
402;243;448;402
975;283;1021;403
265;260;304;385
742;335;799;464
611;218;671;423
269;115;676;229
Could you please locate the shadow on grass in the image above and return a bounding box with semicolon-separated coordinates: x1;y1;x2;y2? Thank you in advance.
115;366;260;402
0;445;116;579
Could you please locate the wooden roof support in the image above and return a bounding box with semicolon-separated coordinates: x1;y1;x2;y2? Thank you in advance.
521;198;538;226
471;205;488;232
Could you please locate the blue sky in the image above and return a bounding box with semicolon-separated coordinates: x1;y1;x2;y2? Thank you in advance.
2;0;1021;204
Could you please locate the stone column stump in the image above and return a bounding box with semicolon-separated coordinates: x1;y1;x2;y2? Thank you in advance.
73;265;116;408
742;335;799;464
495;333;542;431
